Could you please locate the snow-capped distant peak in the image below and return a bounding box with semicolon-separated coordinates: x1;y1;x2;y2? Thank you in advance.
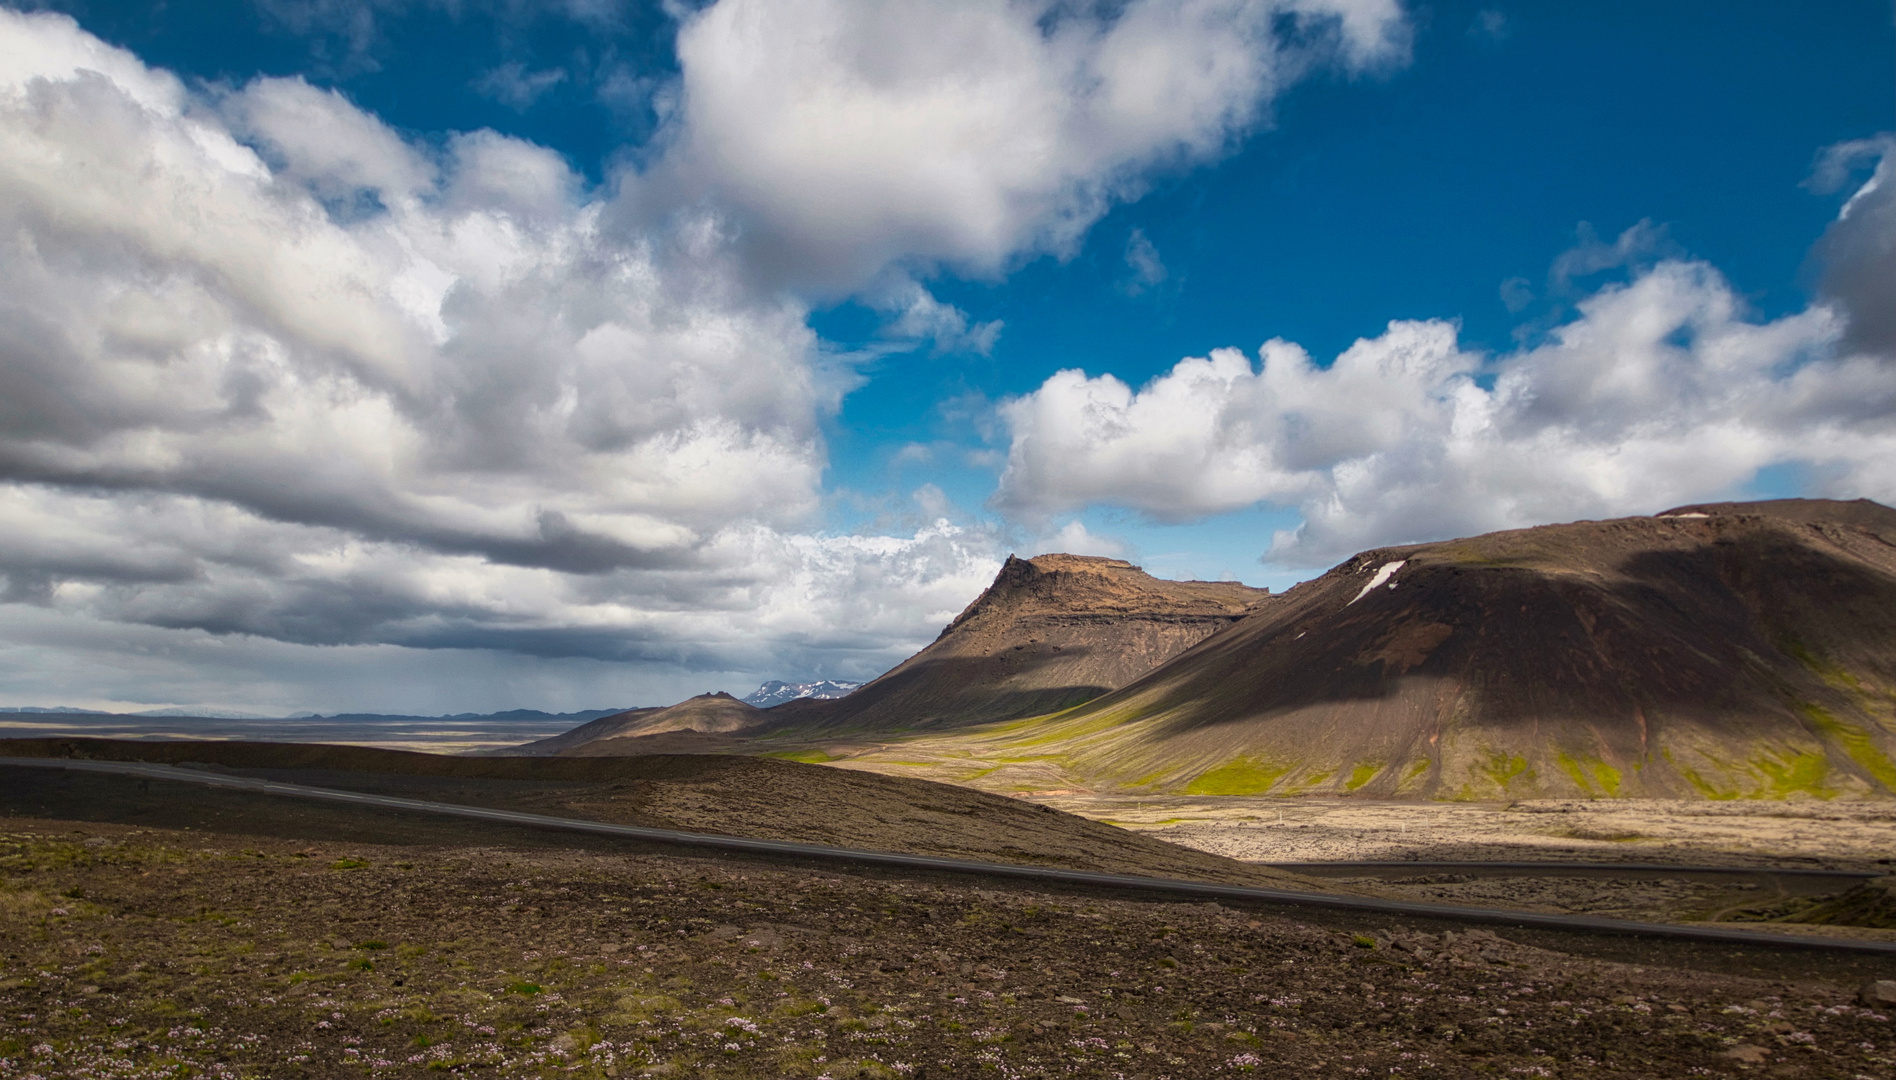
742;680;863;708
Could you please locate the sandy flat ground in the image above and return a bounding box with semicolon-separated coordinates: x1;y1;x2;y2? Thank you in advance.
1010;794;1896;869
997;794;1896;935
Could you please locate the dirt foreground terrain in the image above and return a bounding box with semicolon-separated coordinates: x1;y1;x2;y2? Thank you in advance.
4;810;1896;1080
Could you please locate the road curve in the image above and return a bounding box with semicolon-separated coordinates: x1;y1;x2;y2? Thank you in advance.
5;755;1892;957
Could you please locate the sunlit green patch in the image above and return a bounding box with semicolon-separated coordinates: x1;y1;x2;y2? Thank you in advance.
1554;752;1623;797
1750;745;1839;799
1662;748;1739;800
1343;762;1384;792
1182;756;1291;796
1800;702;1896;791
760;749;835;764
1479;750;1532;792
998;705;1148;748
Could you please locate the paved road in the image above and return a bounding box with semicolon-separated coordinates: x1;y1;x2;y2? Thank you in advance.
5;754;1892;956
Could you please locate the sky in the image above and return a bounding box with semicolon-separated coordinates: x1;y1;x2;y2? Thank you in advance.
0;0;1891;716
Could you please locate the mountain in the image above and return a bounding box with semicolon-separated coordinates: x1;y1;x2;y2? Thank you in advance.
473;708;667;755
296;708;630;725
0;707;636;755
755;554;1270;734
0;706;632;724
742;680;862;708
945;499;1896;800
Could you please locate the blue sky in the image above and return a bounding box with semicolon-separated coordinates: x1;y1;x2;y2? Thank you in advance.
0;1;1892;715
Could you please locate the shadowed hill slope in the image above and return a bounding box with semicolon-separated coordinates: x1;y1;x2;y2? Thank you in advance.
884;500;1896;800
755;554;1270;735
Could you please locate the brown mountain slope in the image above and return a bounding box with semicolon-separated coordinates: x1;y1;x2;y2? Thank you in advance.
758;554;1269;735
597;691;761;735
967;499;1896;800
513;693;762;755
497;707;665;754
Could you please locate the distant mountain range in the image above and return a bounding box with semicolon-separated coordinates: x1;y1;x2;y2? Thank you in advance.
0;705;645;753
2;705;279;719
741;680;862;708
0;706;632;723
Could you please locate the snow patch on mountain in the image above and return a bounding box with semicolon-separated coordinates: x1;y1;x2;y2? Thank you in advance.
743;680;863;708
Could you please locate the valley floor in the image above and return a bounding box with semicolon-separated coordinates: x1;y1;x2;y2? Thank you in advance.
1027;796;1896;868
1017;794;1896;942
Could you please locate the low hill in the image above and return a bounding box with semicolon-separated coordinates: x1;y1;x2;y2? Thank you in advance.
750;554;1269;736
492;707;666;755
510;693;761;755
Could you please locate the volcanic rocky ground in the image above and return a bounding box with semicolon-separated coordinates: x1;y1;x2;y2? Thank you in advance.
4;788;1895;1080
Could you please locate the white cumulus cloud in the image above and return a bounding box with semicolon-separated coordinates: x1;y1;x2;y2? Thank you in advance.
666;0;1407;293
995;193;1896;566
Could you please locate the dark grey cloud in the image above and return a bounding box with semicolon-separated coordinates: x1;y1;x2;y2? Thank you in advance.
1815;138;1896;360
